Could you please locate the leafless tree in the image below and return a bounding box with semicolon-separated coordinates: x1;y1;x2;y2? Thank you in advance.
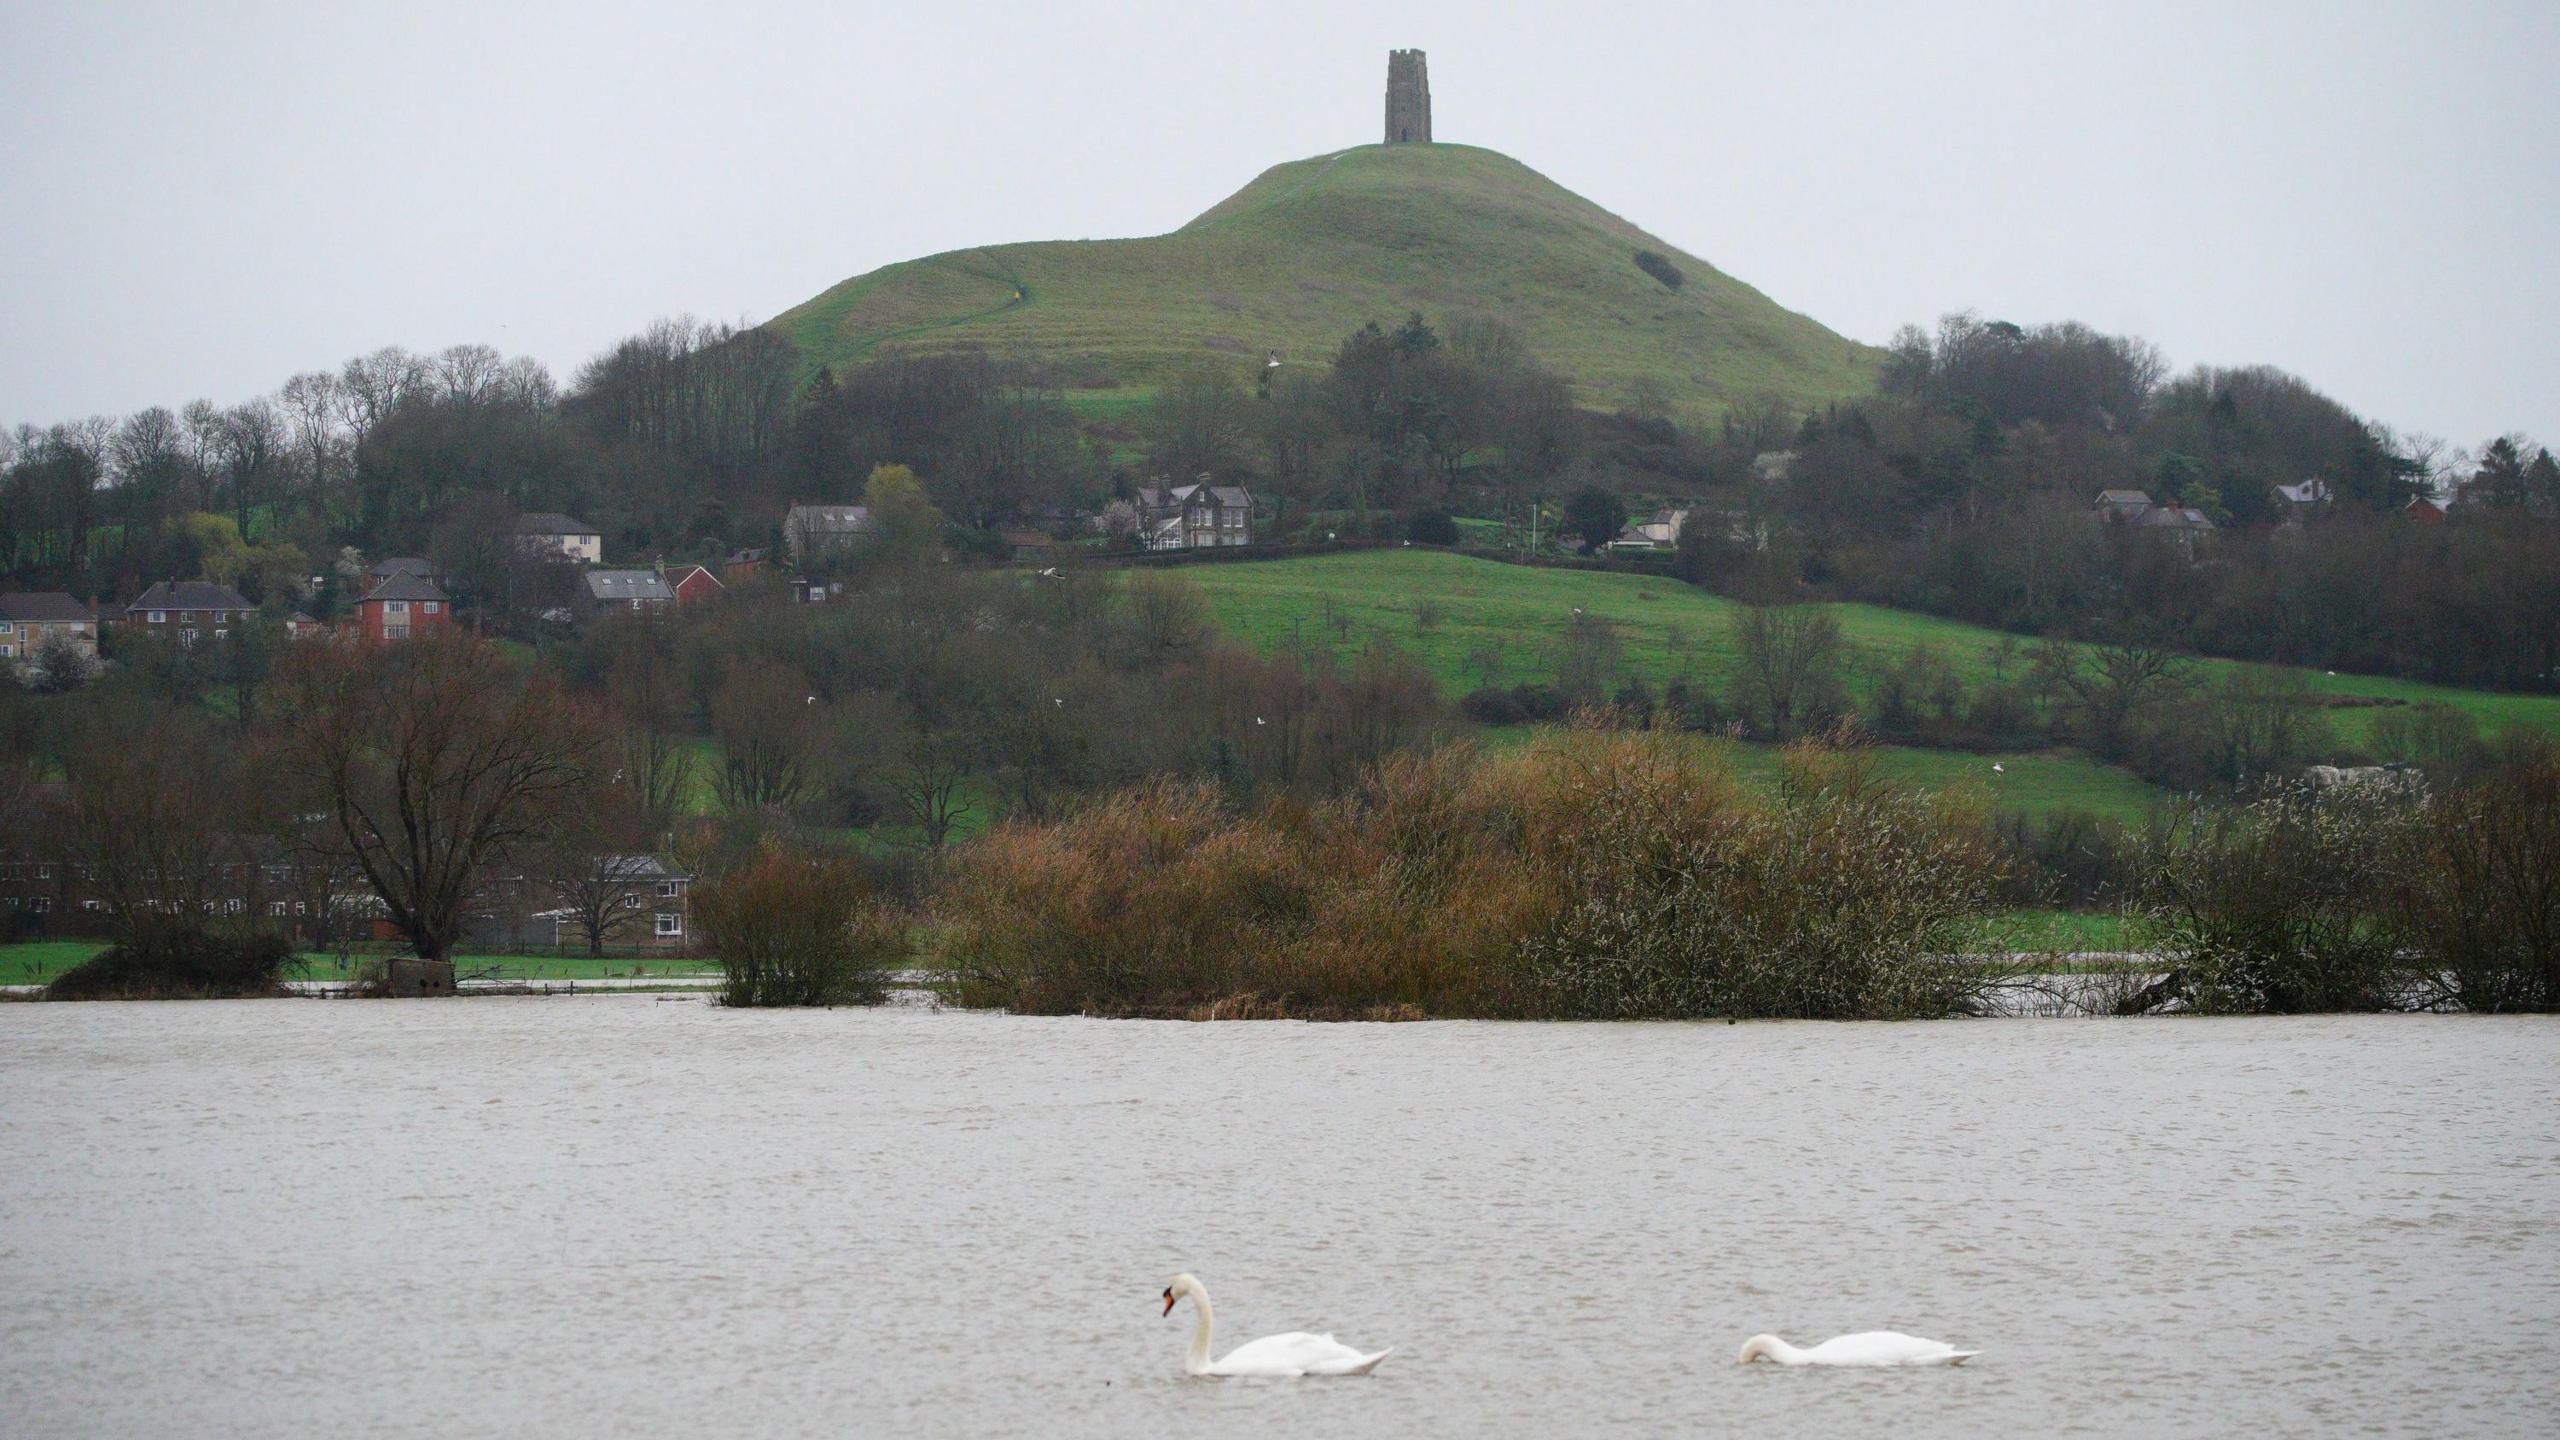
267;635;608;966
1732;604;1847;739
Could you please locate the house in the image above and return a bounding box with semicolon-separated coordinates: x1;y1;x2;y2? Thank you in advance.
0;593;98;676
114;581;256;645
2403;495;2447;523
789;576;843;605
1133;477;1254;550
2093;489;2156;522
348;573;453;643
2274;478;2332;507
516;513;603;564
723;547;771;584
784;504;871;564
1609;507;1690;552
580;569;675;613
284;611;325;639
663;563;723;605
367;556;443;586
528;855;696;951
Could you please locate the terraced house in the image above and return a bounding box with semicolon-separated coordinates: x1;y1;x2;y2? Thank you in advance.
0;593;98;676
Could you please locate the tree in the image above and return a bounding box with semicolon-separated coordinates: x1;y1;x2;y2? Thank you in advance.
46;703;258;932
1563;484;1627;553
859;463;946;569
2033;630;2189;759
267;635;607;972
1731;605;1846;739
1145;363;1255;481
711;661;827;811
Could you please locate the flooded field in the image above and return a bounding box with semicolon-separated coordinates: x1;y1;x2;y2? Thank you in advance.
2;999;2552;1437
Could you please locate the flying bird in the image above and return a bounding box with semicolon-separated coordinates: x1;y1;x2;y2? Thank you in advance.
1039;567;1063;578
1991;763;2005;773
1255;716;1267;726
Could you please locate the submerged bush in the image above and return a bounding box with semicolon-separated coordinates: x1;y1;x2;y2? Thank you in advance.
697;848;907;1007
2392;739;2560;1012
2131;785;2418;1014
935;724;2010;1020
1520;738;2009;1019
47;926;296;1000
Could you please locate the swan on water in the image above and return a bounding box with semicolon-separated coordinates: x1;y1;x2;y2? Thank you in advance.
1160;1273;1393;1377
1737;1331;1979;1367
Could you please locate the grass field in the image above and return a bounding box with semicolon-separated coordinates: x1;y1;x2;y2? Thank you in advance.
1181;549;2560;820
774;143;1881;422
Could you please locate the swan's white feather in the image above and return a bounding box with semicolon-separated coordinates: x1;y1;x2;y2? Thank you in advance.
1742;1330;1978;1367
1209;1332;1393;1377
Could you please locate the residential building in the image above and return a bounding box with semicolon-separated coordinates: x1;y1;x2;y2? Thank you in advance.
663;563;723;605
113;581;256;645
516;512;603;564
1133;478;1254;550
2403;496;2447;523
789;576;843;605
284;611;326;639
581;569;675;613
367;556;443;587
784;504;871;564
724;547;771;583
2092;489;2156;522
1609;507;1690;552
2274;478;2332;507
348;574;453;643
525;855;695;952
0;593;98;675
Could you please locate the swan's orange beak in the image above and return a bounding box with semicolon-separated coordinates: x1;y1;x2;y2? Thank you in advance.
1161;1288;1176;1317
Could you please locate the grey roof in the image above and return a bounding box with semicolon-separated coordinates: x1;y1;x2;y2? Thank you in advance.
583;570;675;602
2094;489;2153;507
368;556;437;578
2136;506;2217;530
0;592;94;624
726;547;768;565
126;581;254;613
516;512;598;535
361;574;450;604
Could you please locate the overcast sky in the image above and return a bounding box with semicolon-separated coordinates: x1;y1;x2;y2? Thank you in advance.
4;0;2553;448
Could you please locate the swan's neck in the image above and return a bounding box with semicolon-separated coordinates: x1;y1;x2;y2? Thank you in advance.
1184;1288;1216;1375
1744;1335;1811;1365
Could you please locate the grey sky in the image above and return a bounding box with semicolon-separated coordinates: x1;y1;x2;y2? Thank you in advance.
4;0;2553;449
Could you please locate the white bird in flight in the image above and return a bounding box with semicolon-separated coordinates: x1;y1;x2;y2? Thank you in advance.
1991;763;2005;773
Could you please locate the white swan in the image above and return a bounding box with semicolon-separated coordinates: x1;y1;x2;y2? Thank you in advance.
1738;1331;1979;1367
1160;1273;1392;1377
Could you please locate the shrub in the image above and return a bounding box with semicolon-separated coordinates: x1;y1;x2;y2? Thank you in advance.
1633;249;1686;290
1406;509;1460;546
46;926;296;1000
1519;736;2010;1019
934;726;2011;1020
2391;738;2560;1012
1459;686;1528;726
696;848;906;1007
2129;785;2418;1013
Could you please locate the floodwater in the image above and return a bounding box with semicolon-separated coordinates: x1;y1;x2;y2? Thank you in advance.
1;1001;2553;1438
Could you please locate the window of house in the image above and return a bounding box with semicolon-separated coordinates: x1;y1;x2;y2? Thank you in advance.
82;899;102;911
35;864;51;879
148;611;166;623
180;630;197;647
385;600;409;617
268;901;290;916
422;601;441;614
214;629;228;640
655;913;682;937
30;897;49;914
384;624;408;640
0;622;12;635
0;645;13;659
224;899;244;914
622;894;644;909
656;880;679;898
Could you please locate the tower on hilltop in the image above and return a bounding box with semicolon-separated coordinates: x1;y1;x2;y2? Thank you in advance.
1385;49;1431;144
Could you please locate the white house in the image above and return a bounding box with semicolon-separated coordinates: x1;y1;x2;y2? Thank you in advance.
517;513;603;564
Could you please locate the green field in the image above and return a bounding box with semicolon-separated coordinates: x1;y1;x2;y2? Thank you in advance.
774;143;1881;422
1182;549;2560;819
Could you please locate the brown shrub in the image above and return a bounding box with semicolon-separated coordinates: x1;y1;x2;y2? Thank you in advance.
696;847;906;1007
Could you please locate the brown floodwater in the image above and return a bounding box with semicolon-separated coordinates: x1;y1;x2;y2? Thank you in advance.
1;999;2552;1437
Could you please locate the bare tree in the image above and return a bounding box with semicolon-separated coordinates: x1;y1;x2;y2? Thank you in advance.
1732;605;1847;739
267;635;607;973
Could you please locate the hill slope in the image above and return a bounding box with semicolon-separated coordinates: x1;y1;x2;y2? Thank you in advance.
772;144;1881;418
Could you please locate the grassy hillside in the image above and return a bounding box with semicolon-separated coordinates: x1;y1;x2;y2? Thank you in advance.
772;144;1881;420
1183;550;2560;821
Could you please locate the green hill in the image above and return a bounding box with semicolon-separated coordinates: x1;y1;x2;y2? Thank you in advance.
772;144;1881;419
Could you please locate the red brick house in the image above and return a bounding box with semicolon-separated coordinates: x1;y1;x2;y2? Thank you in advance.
114;581;256;645
347;573;453;642
665;563;723;605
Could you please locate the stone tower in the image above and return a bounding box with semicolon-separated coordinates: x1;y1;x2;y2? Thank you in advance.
1384;49;1431;144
